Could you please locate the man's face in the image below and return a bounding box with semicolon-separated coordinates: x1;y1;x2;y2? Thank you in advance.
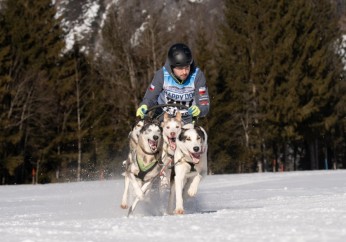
173;65;190;82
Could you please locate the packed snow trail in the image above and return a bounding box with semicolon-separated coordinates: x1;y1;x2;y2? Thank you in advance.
1;170;346;242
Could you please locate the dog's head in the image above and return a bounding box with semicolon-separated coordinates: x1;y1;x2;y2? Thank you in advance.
138;120;163;154
178;125;206;164
161;112;183;151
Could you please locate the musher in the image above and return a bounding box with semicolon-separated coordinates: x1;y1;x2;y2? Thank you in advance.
136;43;210;123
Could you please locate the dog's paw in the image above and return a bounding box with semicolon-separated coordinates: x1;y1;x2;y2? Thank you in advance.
174;208;185;215
188;186;198;197
120;203;128;209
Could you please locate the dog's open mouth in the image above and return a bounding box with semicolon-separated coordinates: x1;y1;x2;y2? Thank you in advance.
148;139;158;152
168;137;176;150
190;152;201;164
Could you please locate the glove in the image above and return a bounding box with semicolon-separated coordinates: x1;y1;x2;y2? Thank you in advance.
188;105;201;117
136;104;148;119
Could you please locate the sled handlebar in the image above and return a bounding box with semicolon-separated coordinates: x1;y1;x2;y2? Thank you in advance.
144;104;199;124
146;103;189;113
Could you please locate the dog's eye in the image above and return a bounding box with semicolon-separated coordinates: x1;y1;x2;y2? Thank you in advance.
166;126;170;129
176;126;180;129
186;137;191;141
197;136;201;140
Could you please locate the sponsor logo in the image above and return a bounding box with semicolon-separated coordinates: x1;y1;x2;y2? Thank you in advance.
165;90;194;101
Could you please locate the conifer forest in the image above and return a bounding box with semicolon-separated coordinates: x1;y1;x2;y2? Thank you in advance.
0;0;345;184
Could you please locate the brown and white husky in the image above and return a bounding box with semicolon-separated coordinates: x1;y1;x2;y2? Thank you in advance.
160;112;183;187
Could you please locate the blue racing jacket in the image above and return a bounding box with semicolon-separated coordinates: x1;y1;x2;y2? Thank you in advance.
140;60;210;123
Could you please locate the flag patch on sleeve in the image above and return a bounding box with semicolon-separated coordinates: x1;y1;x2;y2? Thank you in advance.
149;84;155;91
199;87;206;95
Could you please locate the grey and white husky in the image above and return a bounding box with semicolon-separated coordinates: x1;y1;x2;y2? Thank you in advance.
121;119;163;209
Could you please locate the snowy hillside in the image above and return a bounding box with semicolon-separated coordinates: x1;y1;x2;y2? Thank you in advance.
1;170;346;242
55;0;106;52
54;0;221;53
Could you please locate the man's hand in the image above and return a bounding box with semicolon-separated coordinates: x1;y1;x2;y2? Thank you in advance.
136;104;148;119
188;105;200;117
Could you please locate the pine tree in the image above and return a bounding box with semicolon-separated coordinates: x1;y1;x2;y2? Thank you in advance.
210;0;274;173
0;9;14;182
0;0;66;183
212;0;345;173
259;0;345;170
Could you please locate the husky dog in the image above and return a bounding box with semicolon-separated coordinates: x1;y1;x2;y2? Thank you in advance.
167;123;208;215
121;119;163;209
160;112;183;187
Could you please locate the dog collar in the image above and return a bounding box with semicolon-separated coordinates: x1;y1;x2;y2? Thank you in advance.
140;146;160;155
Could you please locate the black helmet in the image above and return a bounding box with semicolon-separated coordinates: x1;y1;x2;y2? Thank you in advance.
168;43;193;67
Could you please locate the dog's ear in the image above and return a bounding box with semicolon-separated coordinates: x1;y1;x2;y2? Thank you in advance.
178;129;187;142
195;126;205;141
152;119;162;129
143;117;152;126
163;112;169;122
176;111;182;122
183;123;194;130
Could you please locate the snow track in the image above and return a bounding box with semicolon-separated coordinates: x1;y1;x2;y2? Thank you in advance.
1;170;346;242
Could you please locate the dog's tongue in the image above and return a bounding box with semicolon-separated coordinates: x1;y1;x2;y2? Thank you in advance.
149;140;158;150
169;138;176;150
191;153;200;164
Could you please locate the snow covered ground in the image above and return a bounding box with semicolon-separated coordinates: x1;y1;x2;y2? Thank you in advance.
1;170;346;242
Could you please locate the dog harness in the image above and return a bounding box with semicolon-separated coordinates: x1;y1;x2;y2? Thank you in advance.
174;157;197;172
135;154;160;181
188;162;196;172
